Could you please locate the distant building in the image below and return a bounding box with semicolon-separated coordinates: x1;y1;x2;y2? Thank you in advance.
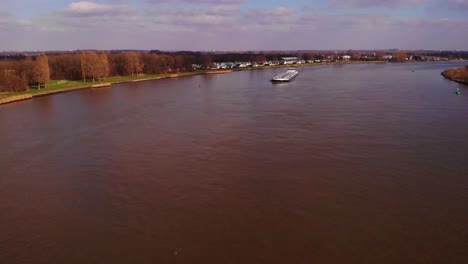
382;55;393;61
192;64;202;70
360;54;377;61
280;57;298;64
342;55;351;61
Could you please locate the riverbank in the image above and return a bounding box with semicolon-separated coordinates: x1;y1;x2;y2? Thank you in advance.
206;70;234;74
0;94;33;104
0;72;207;105
441;66;468;85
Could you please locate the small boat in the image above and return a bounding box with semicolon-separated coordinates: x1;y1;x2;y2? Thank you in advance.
271;68;299;82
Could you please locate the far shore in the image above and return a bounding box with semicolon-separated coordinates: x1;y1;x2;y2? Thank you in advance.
0;60;461;106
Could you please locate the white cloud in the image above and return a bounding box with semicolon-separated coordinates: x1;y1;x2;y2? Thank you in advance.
0;11;33;30
146;4;242;31
0;0;467;51
144;0;245;4
331;0;430;8
447;0;468;10
206;5;240;16
61;1;136;17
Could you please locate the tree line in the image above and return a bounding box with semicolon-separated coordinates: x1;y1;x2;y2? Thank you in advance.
0;55;50;92
0;51;198;92
1;50;314;92
2;49;461;93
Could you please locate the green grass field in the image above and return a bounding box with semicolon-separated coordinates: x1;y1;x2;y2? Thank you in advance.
0;72;206;100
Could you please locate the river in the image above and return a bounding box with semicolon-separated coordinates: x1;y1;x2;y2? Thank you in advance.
1;62;467;263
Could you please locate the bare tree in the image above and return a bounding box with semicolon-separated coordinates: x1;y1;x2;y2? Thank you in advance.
80;51;100;82
392;51;407;62
97;53;109;81
49;54;81;80
125;52;143;76
201;54;212;69
80;52;87;82
33;54;50;89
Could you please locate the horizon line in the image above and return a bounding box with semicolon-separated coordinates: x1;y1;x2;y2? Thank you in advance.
1;49;468;53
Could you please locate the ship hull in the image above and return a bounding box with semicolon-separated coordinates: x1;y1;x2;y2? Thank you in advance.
271;69;299;82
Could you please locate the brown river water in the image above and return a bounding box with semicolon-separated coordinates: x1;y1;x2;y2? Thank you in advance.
1;62;467;263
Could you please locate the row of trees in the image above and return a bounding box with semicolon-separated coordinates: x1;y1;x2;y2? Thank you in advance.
0;55;50;92
0;51;200;92
80;51;109;82
56;52;197;79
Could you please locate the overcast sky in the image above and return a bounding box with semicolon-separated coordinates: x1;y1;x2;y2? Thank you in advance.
1;0;467;51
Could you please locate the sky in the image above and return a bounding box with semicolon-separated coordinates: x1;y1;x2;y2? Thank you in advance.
0;0;467;51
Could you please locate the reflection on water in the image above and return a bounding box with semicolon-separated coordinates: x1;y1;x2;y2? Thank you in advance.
1;62;467;264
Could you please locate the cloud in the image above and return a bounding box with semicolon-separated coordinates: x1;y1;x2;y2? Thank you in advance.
30;1;142;34
298;12;393;33
0;11;22;19
143;0;245;31
144;0;245;4
330;0;430;8
0;11;13;25
0;11;33;30
147;6;237;30
61;1;136;17
425;0;468;15
206;5;240;16
447;0;468;10
244;7;297;26
294;10;468;50
145;5;297;33
246;6;296;17
1;0;467;51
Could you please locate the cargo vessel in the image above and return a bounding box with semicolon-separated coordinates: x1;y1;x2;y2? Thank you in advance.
271;68;299;82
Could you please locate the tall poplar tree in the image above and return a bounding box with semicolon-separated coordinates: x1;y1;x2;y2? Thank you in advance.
80;51;100;82
33;54;50;89
124;52;143;76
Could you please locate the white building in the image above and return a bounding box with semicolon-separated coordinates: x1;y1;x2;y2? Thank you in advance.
342;55;351;61
280;57;298;64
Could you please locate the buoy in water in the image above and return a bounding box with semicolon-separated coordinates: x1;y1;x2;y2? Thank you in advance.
456;88;461;95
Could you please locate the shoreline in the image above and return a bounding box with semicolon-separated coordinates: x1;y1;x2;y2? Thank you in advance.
206;70;234;74
1;60;462;106
441;75;468;85
0;72;207;105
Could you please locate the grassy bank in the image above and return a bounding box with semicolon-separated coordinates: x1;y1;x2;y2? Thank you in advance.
441;66;468;85
0;72;206;105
